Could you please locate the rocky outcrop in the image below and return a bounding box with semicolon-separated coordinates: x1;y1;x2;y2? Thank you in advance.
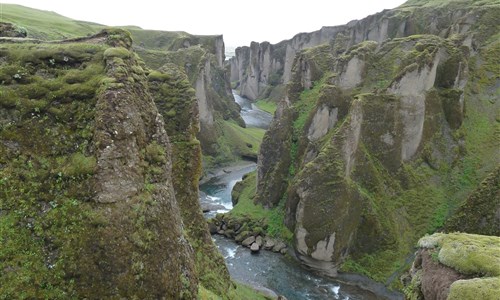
404;233;500;300
445;167;500;236
253;0;500;287
147;63;231;295
132;31;244;160
229;0;495;100
0;29;228;298
208;213;289;255
0;22;27;38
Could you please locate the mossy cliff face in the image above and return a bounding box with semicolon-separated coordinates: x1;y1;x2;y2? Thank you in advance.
255;0;500;288
404;233;500;300
134;33;244;162
0;30;212;299
147;63;231;295
229;0;497;101
445;167;500;236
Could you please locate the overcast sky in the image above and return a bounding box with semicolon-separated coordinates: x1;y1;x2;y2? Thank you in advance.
3;0;406;47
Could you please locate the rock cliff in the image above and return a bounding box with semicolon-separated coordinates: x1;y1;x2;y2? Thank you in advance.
0;29;229;298
253;0;500;289
132;30;245;161
229;0;497;101
404;233;500;300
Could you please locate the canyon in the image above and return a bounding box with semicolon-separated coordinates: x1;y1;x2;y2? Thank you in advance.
1;0;499;299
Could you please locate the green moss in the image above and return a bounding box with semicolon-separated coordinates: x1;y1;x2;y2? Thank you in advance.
448;277;500;300
419;233;500;276
147;70;171;82
145;141;167;164
229;171;293;242
0;90;19;108
103;47;131;59
255;99;277;114
61;153;97;177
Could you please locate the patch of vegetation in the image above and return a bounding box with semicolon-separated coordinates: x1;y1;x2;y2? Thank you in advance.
255;99;277;114
0;4;102;40
419;233;500;277
208;120;265;165
198;282;274;300
0;41;105;298
229;171;293;242
448;277;500;300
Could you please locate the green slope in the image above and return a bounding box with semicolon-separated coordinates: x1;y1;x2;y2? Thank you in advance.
0;4;103;40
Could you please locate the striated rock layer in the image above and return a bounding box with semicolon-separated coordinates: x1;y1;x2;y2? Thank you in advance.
229;0;497;101
251;0;500;288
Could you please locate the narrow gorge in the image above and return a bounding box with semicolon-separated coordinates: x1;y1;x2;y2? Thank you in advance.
1;0;499;299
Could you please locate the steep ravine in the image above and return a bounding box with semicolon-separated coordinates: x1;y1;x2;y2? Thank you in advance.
202;93;404;299
228;0;500;296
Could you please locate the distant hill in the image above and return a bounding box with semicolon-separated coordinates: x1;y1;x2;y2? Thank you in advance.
0;4;103;40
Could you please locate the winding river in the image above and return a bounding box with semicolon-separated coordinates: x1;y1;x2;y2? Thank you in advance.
199;92;397;299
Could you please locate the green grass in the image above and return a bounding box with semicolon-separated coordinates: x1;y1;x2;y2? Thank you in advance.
199;282;274;300
230;172;267;218
213;120;266;164
230;171;293;241
448;277;500;300
0;4;102;40
255;99;277;114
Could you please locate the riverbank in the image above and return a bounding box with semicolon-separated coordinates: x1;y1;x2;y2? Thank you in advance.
200;160;256;185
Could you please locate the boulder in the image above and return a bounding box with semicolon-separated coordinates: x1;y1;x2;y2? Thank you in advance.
0;22;27;38
224;229;235;239
208;222;218;235
255;236;263;247
217;230;225;235
242;236;256;247
250;243;260;253
263;237;276;250
272;241;286;253
235;231;252;243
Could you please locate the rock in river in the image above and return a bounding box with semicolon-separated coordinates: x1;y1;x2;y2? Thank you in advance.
242;236;256;247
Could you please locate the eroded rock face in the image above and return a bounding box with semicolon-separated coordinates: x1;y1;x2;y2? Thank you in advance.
254;0;499;284
307;105;338;142
229;2;487;101
0;29;229;299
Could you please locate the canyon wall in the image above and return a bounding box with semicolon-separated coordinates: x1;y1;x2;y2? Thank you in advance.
0;29;230;298
251;0;500;289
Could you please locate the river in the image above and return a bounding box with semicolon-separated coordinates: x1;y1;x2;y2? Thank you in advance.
199;91;396;299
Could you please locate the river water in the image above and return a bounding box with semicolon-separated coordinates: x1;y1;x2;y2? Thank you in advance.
234;92;273;129
199;92;390;299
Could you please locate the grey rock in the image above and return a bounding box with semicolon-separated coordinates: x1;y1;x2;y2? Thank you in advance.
263;237;276;250
272;241;286;253
208;222;218;235
250;243;260;252
242;236;256;247
224;229;235;239
255;235;263;247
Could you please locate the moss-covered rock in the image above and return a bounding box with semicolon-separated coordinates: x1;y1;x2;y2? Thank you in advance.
445;167;500;236
405;233;500;300
0;29;207;299
253;0;500;291
148;63;231;296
